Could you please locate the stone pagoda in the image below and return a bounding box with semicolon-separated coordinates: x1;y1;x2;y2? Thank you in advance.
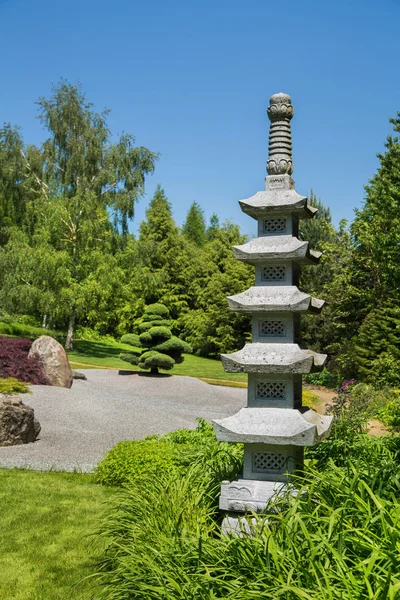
212;93;332;531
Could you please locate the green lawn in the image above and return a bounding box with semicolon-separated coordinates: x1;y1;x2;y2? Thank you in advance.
0;469;112;600
68;339;247;383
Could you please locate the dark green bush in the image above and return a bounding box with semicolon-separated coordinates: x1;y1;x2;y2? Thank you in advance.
119;352;139;365
139;351;175;371
119;303;191;373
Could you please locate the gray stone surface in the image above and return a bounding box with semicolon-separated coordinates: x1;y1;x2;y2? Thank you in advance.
0;395;41;446
220;479;286;512
29;335;73;388
0;370;246;472
221;343;327;373
239;188;317;220
213;407;332;445
227;286;325;313
233;236;321;264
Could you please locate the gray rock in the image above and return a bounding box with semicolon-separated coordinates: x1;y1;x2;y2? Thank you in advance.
0;395;41;446
29;335;73;388
72;371;87;380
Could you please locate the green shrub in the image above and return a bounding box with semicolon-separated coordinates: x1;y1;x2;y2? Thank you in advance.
303;368;340;388
119;303;191;374
139;350;175;371
94;419;242;487
0;377;31;394
93;440;400;600
0;321;58;339
119;352;139;366
379;390;400;430
120;333;141;347
144;303;170;317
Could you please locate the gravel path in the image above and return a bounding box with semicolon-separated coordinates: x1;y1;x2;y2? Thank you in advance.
0;370;246;472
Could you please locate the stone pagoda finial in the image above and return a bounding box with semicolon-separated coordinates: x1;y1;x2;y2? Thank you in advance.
266;93;294;176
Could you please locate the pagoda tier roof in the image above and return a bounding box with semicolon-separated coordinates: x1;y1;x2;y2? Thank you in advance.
239;189;318;220
213;407;332;446
221;343;326;374
227;286;324;313
232;236;321;264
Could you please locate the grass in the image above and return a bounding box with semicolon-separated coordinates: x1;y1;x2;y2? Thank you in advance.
67;339;247;382
0;469;113;600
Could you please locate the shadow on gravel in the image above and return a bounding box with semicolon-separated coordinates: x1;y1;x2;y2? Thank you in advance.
118;370;172;378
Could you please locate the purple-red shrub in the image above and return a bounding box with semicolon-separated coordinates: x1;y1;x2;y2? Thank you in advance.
0;337;50;385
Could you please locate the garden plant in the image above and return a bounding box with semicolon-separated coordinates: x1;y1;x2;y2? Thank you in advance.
120;303;191;374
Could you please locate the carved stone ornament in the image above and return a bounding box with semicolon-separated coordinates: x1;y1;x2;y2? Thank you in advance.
266;93;294;176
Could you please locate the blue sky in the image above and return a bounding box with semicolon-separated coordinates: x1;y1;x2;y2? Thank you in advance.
0;0;399;237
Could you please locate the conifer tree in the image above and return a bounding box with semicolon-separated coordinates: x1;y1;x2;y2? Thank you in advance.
120;303;191;374
182;201;206;246
355;305;400;387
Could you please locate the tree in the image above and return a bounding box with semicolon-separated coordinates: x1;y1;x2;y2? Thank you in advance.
179;222;253;356
206;213;220;241
182;201;206;246
350;113;400;307
120;303;191;374
355;305;400;387
2;80;158;349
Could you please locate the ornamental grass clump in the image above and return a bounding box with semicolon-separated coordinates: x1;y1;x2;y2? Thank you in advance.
0;337;50;385
92;440;400;600
120;303;191;374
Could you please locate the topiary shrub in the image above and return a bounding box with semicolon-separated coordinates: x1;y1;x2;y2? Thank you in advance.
0;377;31;394
120;304;191;374
0;337;50;385
120;334;141;347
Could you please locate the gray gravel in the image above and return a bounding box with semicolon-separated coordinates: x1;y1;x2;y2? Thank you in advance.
0;370;246;472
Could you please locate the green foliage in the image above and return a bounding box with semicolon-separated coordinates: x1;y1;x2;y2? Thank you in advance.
355;305;400;386
119;352;139;366
0;320;58;339
94;418;242;487
182;201;206;246
93;436;400;599
120;302;191;373
144;303;170;318
139;350;175;371
378;390;400;431
0;377;31;394
120;333;141;347
303;368;340;388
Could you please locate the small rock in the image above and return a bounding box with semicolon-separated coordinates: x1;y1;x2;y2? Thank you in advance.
0;394;41;446
72;371;87;380
28;335;73;388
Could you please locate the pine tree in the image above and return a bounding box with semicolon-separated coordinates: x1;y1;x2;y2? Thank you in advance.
120;303;191;374
355;305;400;387
182;201;206;246
206;213;220;241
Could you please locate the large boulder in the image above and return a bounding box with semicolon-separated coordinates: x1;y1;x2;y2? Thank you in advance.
0;395;41;446
28;335;73;388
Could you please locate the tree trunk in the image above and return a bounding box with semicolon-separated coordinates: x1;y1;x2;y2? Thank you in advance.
150;367;159;375
42;314;47;329
65;315;75;351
